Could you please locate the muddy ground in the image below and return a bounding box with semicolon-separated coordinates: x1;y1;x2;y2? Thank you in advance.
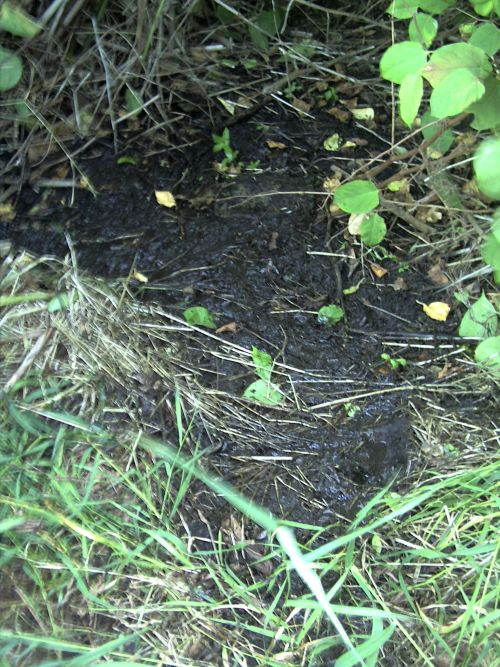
0;103;482;525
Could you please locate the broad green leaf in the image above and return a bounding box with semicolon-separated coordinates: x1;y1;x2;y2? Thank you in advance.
380;41;427;84
0;47;22;91
47;293;70;313
469;76;500;130
318;304;344;326
418;0;455;13
469;22;500;55
482;214;500;275
0;1;41;38
125;87;143;115
399;71;423;126
183;306;216;329
360;213;387;246
475;336;500;376
248;9;284;51
386;0;420;19
243;379;283;406
421;111;454;155
409;12;438;47
474;138;500;199
252;346;273;383
334;180;379;214
458;293;498;338
430;68;484;117
323;133;340;151
423;42;492;87
469;0;494;15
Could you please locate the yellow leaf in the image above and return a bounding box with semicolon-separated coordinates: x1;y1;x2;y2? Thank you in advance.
155;190;176;208
266;140;286;149
131;270;148;283
422;301;450;321
351;107;374;121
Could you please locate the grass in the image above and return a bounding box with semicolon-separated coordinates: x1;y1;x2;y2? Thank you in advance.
0;254;498;666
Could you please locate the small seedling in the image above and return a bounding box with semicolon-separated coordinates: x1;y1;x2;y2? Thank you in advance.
212;127;239;168
243;347;284;406
381;353;407;370
343;402;360;418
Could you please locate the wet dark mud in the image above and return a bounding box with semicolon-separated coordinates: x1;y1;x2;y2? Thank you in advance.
0;105;466;522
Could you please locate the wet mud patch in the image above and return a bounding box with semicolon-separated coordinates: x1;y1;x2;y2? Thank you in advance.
1;106;467;522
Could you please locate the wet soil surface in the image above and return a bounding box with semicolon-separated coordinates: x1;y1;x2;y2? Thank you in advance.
1;105;468;522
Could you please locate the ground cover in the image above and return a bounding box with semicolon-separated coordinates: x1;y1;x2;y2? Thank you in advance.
0;2;498;665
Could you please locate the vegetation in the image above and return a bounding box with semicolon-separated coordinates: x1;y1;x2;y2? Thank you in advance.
0;1;499;665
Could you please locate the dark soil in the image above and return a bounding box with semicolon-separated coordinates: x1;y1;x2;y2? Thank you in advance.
0;104;470;524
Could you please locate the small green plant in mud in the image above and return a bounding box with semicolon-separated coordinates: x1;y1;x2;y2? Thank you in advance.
183;305;217;329
212;127;239;169
243;346;284;406
458;291;500;375
380;352;407;370
317;304;345;327
0;2;41;93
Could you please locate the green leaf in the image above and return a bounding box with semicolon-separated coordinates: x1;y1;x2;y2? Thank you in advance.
469;76;500;130
423;42;492;87
125;87;144;115
248;9;284;51
458;293;498;338
399;71;423;126
183;306;217;329
380;41;427;84
251;346;273;383
318;304;344;326
0;1;41;38
469;22;500;55
474;138;500;199
469;0;494;16
421;111;454;156
0;46;22;91
387;0;420;19
47;293;70;313
409;12;438;47
418;0;455;13
323;133;340;151
334;180;379;214
482;214;500;273
430;68;485;118
475;336;500;376
360;213;387;246
243;379;283;406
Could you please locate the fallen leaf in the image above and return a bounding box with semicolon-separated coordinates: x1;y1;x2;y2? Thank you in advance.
155;190;176;208
342;140;357;150
323;176;341;192
422;301;450;321
0;202;15;221
370;262;388;278
268;231;279;250
328;107;350;122
216;321;238;334
392;277;408;291
131;270;148;283
348;212;367;235
351;107;374;121
266;140;286;149
427;260;449;285
292;97;311;113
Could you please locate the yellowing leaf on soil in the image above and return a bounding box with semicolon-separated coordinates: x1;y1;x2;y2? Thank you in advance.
369;262;388;278
422;301;450;321
351;107;374;121
0;202;15;220
266;140;286;149
131;270;148;283
155;190;177;208
348;212;367;235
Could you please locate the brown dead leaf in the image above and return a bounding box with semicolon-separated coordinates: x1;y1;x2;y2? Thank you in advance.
340;97;358;109
392;277;408;291
266;139;286;150
292;97;312;113
369;262;388;278
437;362;456;379
427;260;449;285
216;322;238;334
268;231;279;251
328;107;350;122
